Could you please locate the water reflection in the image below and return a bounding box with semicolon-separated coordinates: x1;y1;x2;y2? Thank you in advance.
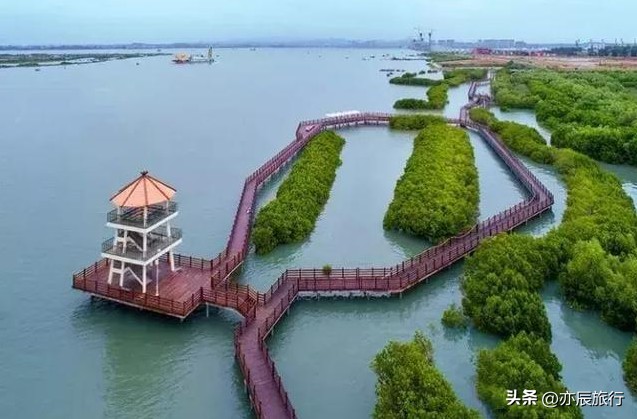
70;300;249;419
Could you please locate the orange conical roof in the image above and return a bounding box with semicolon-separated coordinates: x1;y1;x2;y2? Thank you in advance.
110;171;176;208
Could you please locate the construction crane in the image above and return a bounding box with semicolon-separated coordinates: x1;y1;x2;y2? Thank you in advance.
413;27;424;43
411;27;434;52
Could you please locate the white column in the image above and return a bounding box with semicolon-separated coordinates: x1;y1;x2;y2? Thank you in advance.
143;206;148;228
169;251;176;272
142;265;147;293
155;260;159;296
107;263;114;284
122;230;128;253
142;232;147;258
119;261;125;287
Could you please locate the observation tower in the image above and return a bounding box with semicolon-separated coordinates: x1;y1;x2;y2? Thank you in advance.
102;171;182;295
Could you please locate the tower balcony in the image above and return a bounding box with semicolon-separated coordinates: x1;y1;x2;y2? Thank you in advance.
107;201;178;229
101;227;183;264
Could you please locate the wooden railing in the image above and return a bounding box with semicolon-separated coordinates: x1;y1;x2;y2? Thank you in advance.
234;317;298;419
72;258;109;281
222;111;400;282
211;251;246;285
72;275;203;317
168;253;215;270
203;282;258;319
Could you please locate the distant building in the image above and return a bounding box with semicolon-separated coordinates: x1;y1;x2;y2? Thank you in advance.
478;39;516;49
437;39;456;47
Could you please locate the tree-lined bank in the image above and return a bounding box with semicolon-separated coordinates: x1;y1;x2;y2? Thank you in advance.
467;108;637;397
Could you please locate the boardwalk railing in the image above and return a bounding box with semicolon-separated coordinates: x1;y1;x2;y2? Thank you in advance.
203;282;258;319
73;274;203;318
229;84;555;418
234;322;298;418
211;251;246;285
223;112;396;273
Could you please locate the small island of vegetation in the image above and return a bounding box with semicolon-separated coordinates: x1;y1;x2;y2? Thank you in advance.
252;130;345;254
393;83;449;110
371;331;480;418
384;124;479;242
441;303;469;329
477;332;583;418
392;68;487;110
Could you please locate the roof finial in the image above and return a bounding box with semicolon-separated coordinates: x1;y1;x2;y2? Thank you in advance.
140;170;149;176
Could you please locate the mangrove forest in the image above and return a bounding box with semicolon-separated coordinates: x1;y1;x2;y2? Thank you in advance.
384;124;479;242
467;108;637;396
252;130;345;254
371;332;480;419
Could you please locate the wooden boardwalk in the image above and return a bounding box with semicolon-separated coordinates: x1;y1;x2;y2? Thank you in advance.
72;83;554;418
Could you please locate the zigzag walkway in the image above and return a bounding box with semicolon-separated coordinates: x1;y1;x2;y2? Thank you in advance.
231;83;553;418
73;80;554;418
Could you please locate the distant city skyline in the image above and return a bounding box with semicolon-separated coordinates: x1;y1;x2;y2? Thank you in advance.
1;0;636;45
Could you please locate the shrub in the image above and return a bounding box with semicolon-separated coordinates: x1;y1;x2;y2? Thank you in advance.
322;264;332;275
492;67;637;165
443;68;488;87
393;98;429;110
476;333;582;418
393;82;449;110
559;239;617;309
371;331;480;418
441;303;469;329
389;72;441;86
461;234;553;340
252;131;345;254
466;108;637;334
388;114;447;130
384;124;479;242
624;338;637;393
469;107;555;164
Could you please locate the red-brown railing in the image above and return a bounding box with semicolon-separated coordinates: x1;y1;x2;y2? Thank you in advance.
211;251;246;285
203;282;258;319
223;112;399;279
72;258;110;281
234;316;298;419
72;275;203;317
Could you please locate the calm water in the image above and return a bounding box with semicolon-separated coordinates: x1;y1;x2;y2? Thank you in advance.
0;49;635;418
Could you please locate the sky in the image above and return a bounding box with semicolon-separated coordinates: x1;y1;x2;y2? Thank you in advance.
1;0;635;45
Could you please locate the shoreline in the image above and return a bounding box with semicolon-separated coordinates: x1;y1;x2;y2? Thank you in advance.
0;52;169;69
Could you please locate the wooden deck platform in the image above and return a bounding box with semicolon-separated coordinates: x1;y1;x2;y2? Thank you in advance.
72;256;216;319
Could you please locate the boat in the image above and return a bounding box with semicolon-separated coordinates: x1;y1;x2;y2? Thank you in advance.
172;53;191;64
172;47;215;64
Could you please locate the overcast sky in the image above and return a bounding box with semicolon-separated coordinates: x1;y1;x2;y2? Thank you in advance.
1;0;634;45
